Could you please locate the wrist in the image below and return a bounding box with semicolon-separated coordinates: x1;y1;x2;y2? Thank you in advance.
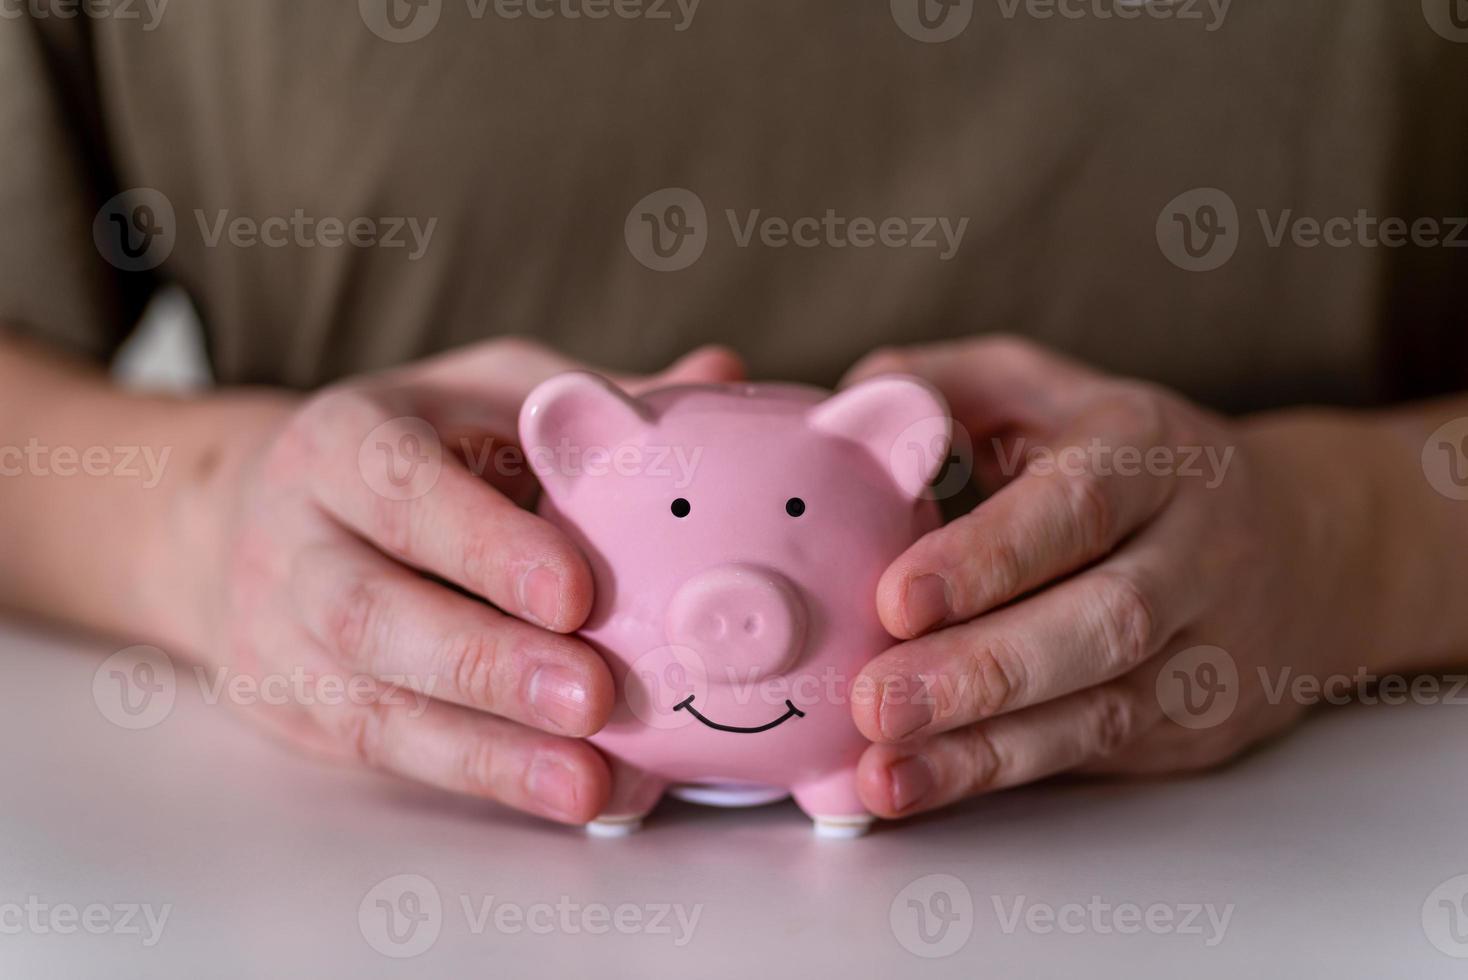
1240;409;1448;677
135;390;299;657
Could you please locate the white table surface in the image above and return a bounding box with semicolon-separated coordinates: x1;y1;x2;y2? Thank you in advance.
1;617;1464;979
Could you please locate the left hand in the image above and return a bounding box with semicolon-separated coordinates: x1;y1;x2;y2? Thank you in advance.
844;335;1395;818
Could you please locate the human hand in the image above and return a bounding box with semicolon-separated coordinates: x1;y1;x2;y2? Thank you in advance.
187;338;742;824
843;336;1393;818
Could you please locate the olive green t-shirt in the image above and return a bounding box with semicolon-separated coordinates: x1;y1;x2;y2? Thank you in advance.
2;0;1465;412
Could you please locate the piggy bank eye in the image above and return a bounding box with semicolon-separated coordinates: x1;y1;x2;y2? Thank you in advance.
785;497;806;517
671;498;692;518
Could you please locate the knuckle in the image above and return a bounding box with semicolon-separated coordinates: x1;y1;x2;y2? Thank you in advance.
977;531;1026;606
327;579;383;670
962;636;1027;719
338;702;392;769
1091;570;1156;674
858;345;911;375
441;630;508;710
455;736;503;798
311;386;384;435
958;724;1006;792
978;333;1039;362
1065;471;1115;556
456;531;500;592
1089;689;1139;758
1102;384;1169;445
369;492;415;557
490;334;541;359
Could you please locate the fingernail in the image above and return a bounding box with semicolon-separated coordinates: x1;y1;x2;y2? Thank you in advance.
878;677;935;740
528;756;583;820
904;574;950;637
528;665;590;734
887;755;936;813
518;565;562;629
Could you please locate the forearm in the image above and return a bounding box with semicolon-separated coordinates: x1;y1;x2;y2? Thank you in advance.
0;334;295;653
1243;397;1468;676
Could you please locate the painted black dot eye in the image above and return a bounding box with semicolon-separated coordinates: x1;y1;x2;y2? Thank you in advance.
671;498;691;518
785;497;806;517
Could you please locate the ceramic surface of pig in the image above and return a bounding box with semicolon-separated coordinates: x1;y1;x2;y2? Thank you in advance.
519;374;950;837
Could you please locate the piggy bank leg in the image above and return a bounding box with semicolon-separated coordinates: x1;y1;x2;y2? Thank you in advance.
792;770;873;840
585;761;666;838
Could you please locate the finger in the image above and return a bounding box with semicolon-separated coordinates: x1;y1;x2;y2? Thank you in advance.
841;334;1101;434
618;344;745;394
312;695;611;825
877;389;1179;638
304;395;594;631
856;676;1162;818
401;337;744;407
292;540;614;736
856;532;1201;742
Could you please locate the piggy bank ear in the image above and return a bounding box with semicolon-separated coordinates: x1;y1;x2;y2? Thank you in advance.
809;375;951;499
518;372;652;495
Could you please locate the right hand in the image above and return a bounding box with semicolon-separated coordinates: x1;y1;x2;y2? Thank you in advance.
187;338;743;824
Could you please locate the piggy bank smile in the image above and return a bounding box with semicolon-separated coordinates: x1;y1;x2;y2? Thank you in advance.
672;694;806;734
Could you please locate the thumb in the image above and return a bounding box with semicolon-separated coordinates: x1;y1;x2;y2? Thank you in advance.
841;335;1099;434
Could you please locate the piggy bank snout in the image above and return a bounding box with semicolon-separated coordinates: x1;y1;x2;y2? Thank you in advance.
664;565;807;684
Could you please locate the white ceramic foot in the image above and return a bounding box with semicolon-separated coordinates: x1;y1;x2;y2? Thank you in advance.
812;816;874;840
585;816;643;838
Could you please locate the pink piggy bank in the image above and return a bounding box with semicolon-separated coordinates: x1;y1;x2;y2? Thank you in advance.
518;373;951;838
